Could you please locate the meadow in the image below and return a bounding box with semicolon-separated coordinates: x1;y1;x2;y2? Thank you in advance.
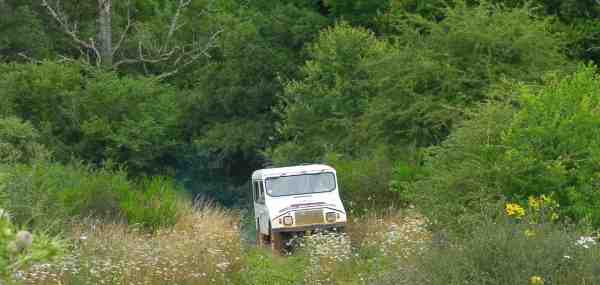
2;1;600;284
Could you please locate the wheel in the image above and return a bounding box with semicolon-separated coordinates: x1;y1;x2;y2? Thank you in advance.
256;219;265;247
270;227;283;253
334;226;346;233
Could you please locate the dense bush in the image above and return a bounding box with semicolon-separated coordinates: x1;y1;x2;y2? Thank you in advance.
0;117;48;164
407;217;600;285
0;62;181;175
325;149;402;214
0;209;63;281
410;66;600;232
120;176;183;229
269;23;393;164
405;101;514;232
367;1;571;147
501;68;600;224
272;3;570;167
0;160;185;229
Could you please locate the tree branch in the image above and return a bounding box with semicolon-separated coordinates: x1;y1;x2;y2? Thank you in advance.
155;28;223;80
41;0;100;65
113;1;221;79
112;0;133;57
167;0;192;43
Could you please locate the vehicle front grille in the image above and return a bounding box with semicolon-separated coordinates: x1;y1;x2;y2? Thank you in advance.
295;209;324;226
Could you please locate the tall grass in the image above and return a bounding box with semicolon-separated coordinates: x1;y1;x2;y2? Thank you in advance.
15;206;432;285
10;198;600;285
21;201;241;285
0;161;185;230
378;216;600;285
234;210;430;285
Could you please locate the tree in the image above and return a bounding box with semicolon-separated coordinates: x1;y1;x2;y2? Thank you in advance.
0;62;182;175
173;3;328;204
96;0;112;66
322;0;392;28
0;2;52;61
39;0;221;77
268;23;392;164
364;1;571;147
409;66;600;232
271;2;571;165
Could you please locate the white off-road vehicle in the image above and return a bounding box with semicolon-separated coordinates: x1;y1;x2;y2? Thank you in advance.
251;164;347;251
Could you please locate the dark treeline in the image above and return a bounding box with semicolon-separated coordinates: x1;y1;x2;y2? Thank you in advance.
1;0;599;221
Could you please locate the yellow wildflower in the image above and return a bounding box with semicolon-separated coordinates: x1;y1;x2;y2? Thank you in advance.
529;275;544;285
505;203;525;218
528;196;541;211
524;229;536;238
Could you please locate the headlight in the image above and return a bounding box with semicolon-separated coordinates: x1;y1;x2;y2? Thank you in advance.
325;212;337;222
283;215;294;226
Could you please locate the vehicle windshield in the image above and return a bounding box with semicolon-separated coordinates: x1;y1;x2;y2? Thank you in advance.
265;172;336;197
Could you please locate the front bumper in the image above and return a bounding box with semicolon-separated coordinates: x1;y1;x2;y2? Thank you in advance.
272;222;346;233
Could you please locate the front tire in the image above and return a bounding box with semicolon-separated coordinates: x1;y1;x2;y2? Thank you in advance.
256;218;268;247
270;229;283;253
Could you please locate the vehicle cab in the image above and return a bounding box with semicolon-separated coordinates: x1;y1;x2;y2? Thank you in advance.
251;164;347;251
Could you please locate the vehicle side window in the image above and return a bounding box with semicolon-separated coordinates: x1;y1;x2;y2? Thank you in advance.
258;181;265;204
253;181;259;202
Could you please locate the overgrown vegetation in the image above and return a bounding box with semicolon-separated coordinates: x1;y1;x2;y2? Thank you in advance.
409;67;600;233
1;0;600;283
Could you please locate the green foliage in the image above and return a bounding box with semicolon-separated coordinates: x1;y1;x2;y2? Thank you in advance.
325;149;401;215
410;66;600;232
501;67;600;225
179;4;328;197
492;0;600;64
273;2;568;167
408;217;600;285
0;62;181;175
0;211;63;281
185;5;327;158
270;23;392;164
407;101;515;232
75;70;180;175
368;1;571;147
323;0;392;27
235;249;307;285
0;117;49;164
0;3;52;61
0;160;185;229
120;176;183;229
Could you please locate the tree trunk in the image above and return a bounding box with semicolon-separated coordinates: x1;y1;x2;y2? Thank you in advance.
97;0;112;66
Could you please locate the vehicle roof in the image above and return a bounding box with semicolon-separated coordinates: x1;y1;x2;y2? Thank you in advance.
252;164;335;180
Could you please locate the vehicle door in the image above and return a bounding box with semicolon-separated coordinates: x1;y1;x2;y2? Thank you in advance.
253;180;269;235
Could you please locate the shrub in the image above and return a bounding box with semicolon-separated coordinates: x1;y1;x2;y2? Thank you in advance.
1;161;128;227
367;1;572;148
408;101;515;232
0;160;185;229
407;217;600;285
325;149;401;215
120;176;183;229
0;117;49;164
0;62;182;175
410;66;600;233
500;67;600;226
0;209;63;282
269;23;393;164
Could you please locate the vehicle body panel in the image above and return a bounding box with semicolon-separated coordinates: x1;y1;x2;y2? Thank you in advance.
251;164;347;235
